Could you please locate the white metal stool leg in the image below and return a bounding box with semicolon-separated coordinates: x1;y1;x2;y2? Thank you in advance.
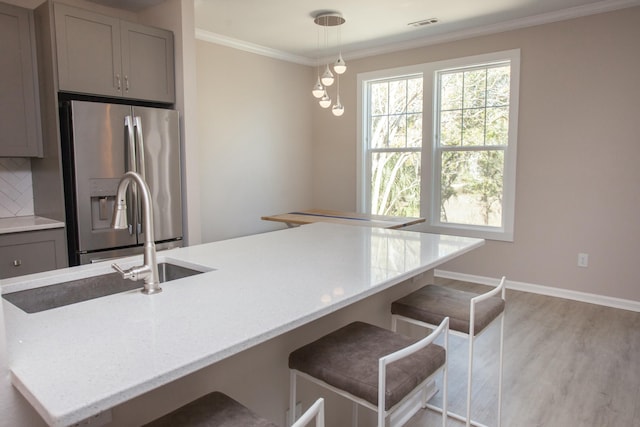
352;402;358;427
497;312;505;427
290;370;297;426
466;335;473;426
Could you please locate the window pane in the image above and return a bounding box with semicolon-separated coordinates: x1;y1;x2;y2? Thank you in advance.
463;69;486;109
407;78;423;113
389;115;407;148
487;66;510;106
371;82;388;115
486;106;509;145
440;150;504;227
440;110;462;146
462;108;486;146
370;116;389;148
389;80;407;114
407;113;422;147
365;74;424;219
371;151;421;217
440;73;462;111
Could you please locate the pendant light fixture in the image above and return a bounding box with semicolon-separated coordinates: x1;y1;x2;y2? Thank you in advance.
334;53;347;74
319;90;332;108
333;21;347;75
313;11;346;116
311;24;325;98
321;65;334;87
332;75;344;116
312;77;325;98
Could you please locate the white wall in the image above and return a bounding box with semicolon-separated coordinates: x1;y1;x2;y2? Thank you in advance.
195;41;314;242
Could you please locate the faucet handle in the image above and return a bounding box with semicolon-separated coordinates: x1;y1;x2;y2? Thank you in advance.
111;263;133;280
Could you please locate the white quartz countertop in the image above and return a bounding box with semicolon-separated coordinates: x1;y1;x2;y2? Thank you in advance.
0;216;65;234
1;223;483;427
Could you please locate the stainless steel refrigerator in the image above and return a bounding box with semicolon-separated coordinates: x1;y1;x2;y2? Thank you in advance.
60;99;182;265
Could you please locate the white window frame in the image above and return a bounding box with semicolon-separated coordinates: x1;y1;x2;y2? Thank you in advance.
357;49;520;241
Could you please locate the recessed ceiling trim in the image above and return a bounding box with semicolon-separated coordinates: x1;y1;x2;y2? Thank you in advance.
196;0;640;66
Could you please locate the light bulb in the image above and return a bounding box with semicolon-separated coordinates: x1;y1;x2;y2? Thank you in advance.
334;53;347;74
311;77;324;98
319;91;331;108
321;65;334;86
332;97;344;116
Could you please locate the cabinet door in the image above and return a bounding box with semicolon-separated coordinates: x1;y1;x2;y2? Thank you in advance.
54;3;122;97
0;229;67;279
121;21;175;103
0;3;42;157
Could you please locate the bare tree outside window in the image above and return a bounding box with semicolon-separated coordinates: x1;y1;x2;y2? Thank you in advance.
437;64;510;227
368;76;422;217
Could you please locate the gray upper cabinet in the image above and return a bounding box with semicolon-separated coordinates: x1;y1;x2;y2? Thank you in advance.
54;3;175;103
54;3;121;98
121;21;175;103
0;2;43;157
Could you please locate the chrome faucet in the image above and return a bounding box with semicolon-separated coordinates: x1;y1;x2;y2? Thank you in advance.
110;171;161;294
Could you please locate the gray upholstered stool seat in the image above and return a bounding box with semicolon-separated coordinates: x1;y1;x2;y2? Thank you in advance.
391;278;506;427
289;321;445;411
144;391;278;427
391;284;505;335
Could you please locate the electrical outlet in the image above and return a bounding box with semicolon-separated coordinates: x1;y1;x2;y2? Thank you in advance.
578;253;589;268
285;401;302;425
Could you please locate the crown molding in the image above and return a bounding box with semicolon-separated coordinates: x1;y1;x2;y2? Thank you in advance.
345;0;640;60
195;29;315;66
196;0;640;65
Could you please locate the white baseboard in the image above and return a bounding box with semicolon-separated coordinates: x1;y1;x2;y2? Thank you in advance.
434;269;640;313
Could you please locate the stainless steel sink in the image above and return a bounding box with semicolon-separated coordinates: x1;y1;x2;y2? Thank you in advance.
3;262;207;314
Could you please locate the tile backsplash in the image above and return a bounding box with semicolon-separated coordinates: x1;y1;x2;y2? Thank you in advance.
0;158;34;218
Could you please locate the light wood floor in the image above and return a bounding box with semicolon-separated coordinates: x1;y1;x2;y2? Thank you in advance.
405;278;640;427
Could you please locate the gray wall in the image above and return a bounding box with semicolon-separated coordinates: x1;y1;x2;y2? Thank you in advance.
310;7;640;302
195;41;314;242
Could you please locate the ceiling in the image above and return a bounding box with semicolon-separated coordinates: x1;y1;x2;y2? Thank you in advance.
193;0;638;64
10;0;638;64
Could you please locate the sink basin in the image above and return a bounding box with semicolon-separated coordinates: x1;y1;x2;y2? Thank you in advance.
3;262;207;314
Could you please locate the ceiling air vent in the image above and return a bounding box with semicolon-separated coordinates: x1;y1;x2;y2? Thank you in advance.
408;18;439;27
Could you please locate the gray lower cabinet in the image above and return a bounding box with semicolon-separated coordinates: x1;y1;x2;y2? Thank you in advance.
0;1;43;157
0;229;67;279
54;3;175;103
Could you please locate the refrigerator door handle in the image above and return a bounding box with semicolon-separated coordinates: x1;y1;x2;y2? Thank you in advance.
124;116;136;235
134;116;146;236
134;116;146;181
125;116;136;173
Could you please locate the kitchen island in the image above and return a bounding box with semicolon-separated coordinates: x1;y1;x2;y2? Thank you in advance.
1;223;483;426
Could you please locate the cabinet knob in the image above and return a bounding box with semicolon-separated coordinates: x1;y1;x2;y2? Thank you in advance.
12;260;22;267
116;73;121;90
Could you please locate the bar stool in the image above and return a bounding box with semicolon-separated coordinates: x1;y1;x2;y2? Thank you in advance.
391;277;506;427
145;391;324;427
288;318;449;427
